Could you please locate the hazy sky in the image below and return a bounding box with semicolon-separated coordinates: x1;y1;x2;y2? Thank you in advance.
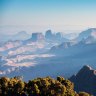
0;0;96;34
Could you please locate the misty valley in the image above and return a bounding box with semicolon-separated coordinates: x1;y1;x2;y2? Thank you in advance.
0;28;96;95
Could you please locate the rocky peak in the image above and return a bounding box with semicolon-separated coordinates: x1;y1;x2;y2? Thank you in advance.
76;65;95;77
70;65;96;95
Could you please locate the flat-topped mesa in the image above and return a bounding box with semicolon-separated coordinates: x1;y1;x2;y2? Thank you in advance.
31;33;44;42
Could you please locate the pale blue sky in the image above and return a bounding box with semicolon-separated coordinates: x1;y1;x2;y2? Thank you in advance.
0;0;96;33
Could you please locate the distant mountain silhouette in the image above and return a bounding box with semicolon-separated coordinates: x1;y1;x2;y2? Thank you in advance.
63;33;79;40
70;65;96;95
50;42;72;52
45;30;53;40
29;33;45;42
0;31;30;42
50;37;96;58
76;28;96;41
13;31;31;40
45;30;68;42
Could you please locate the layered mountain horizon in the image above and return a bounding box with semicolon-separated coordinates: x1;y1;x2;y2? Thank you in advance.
0;28;96;95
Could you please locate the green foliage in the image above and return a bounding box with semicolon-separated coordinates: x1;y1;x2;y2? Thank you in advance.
0;76;91;96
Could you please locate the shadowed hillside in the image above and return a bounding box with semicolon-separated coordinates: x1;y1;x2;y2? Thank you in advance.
70;65;96;96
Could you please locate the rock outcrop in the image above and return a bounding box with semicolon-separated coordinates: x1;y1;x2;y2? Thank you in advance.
70;65;96;95
31;33;44;42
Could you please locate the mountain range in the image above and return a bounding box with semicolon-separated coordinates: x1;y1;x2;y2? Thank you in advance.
0;31;31;42
0;28;96;95
0;28;96;75
76;28;96;41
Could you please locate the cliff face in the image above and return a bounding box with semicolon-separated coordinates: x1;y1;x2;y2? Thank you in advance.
31;33;44;42
70;65;96;95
